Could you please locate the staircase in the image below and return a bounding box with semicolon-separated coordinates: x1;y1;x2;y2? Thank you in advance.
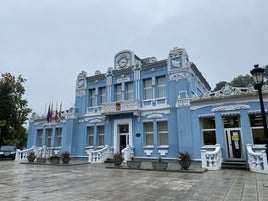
222;160;249;170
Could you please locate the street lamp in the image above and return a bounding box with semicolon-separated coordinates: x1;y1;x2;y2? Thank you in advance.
250;64;268;159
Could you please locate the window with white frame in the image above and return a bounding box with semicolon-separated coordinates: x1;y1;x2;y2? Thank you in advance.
99;87;106;105
249;114;267;144
87;126;94;146
115;84;122;101
126;82;133;100
89;89;96;107
37;129;43;147
156;76;166;98
46;128;53;147
55;127;62;147
144;78;152;100
200;117;216;145
144;122;153;145
97;125;104;146
157;121;168;145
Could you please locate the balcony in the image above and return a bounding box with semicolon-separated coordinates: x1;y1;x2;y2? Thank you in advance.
102;99;141;115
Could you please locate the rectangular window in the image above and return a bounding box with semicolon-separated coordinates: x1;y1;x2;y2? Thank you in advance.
87;126;94;146
156;76;166;98
144;122;153;145
115;84;122;101
201;117;216;145
89;89;96;107
46;128;53;147
97;126;105;146
99;87;106;105
55;127;62;147
157;121;168;145
144;79;152;100
250;114;266;144
37;129;43;147
126;82;133;100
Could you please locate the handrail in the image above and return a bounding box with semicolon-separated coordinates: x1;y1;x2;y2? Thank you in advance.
15;146;36;162
246;144;268;174
201;144;222;170
86;145;113;163
122;145;134;163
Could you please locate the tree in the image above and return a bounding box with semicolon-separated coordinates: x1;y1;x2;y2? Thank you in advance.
230;74;252;87
213;81;228;91
0;73;31;148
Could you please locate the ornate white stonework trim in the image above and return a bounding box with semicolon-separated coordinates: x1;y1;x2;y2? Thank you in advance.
147;113;163;119
142;109;170;117
144;150;153;156
76;90;86;97
212;104;250;112
158;150;168;156
169;72;189;82
199;114;215;118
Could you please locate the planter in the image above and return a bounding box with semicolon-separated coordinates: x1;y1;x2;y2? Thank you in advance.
36;158;46;164
127;161;141;168
50;157;60;164
178;160;192;170
28;157;35;163
152;162;168;170
114;159;123;167
62;158;70;165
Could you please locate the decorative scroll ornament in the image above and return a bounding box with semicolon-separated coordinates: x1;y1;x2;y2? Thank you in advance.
76;71;87;97
212;104;250;112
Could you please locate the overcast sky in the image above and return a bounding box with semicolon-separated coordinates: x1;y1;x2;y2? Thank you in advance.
1;0;268;116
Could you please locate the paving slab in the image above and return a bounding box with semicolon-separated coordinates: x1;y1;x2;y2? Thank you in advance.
0;160;268;201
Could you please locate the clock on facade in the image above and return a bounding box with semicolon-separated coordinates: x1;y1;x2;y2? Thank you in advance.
118;57;128;68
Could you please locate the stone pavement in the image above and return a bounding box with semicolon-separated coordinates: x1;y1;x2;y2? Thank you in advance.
0;160;268;201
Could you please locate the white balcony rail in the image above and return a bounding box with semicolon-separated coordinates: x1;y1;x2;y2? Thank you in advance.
86;145;113;163
246;144;268;174
102;100;140;114
15;146;36;162
122;145;134;163
201;144;222;170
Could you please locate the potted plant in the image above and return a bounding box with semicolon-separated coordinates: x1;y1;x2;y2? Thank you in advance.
36;153;46;164
61;151;71;165
152;155;168;170
49;154;60;164
113;152;124;167
27;151;36;163
126;155;141;168
178;151;192;170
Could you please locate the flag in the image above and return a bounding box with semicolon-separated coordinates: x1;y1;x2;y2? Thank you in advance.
58;102;62;121
55;103;58;122
50;103;53;122
46;104;50;122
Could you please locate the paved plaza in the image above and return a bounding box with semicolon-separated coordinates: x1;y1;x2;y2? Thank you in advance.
0;160;268;201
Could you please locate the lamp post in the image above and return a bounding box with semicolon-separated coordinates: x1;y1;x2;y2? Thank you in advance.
250;64;268;159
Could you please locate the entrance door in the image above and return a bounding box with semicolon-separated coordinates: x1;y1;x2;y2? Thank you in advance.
225;129;243;160
119;124;129;151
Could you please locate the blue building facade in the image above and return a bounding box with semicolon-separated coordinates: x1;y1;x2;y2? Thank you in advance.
27;47;268;162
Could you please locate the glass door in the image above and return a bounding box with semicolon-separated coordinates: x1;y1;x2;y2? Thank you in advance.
225;129;243;160
119;124;129;151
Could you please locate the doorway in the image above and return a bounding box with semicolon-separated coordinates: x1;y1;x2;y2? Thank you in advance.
113;119;132;153
225;129;244;160
119;124;129;151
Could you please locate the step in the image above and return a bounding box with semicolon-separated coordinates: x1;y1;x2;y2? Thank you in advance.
222;161;249;170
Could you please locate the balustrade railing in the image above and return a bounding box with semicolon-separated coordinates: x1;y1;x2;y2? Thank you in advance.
15;146;61;162
246;144;268;174
201;144;222;170
86;145;113;163
122;145;134;163
102;100;140;114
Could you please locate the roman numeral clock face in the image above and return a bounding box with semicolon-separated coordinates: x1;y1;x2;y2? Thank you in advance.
116;53;130;69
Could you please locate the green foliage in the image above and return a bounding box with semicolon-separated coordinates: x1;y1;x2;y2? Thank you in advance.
212;65;268;91
0;73;31;148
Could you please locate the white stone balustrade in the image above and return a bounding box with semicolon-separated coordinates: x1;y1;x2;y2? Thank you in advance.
201;144;222;170
122;145;134;163
15;146;36;162
102;100;140;114
246;144;268;174
86;145;113;163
